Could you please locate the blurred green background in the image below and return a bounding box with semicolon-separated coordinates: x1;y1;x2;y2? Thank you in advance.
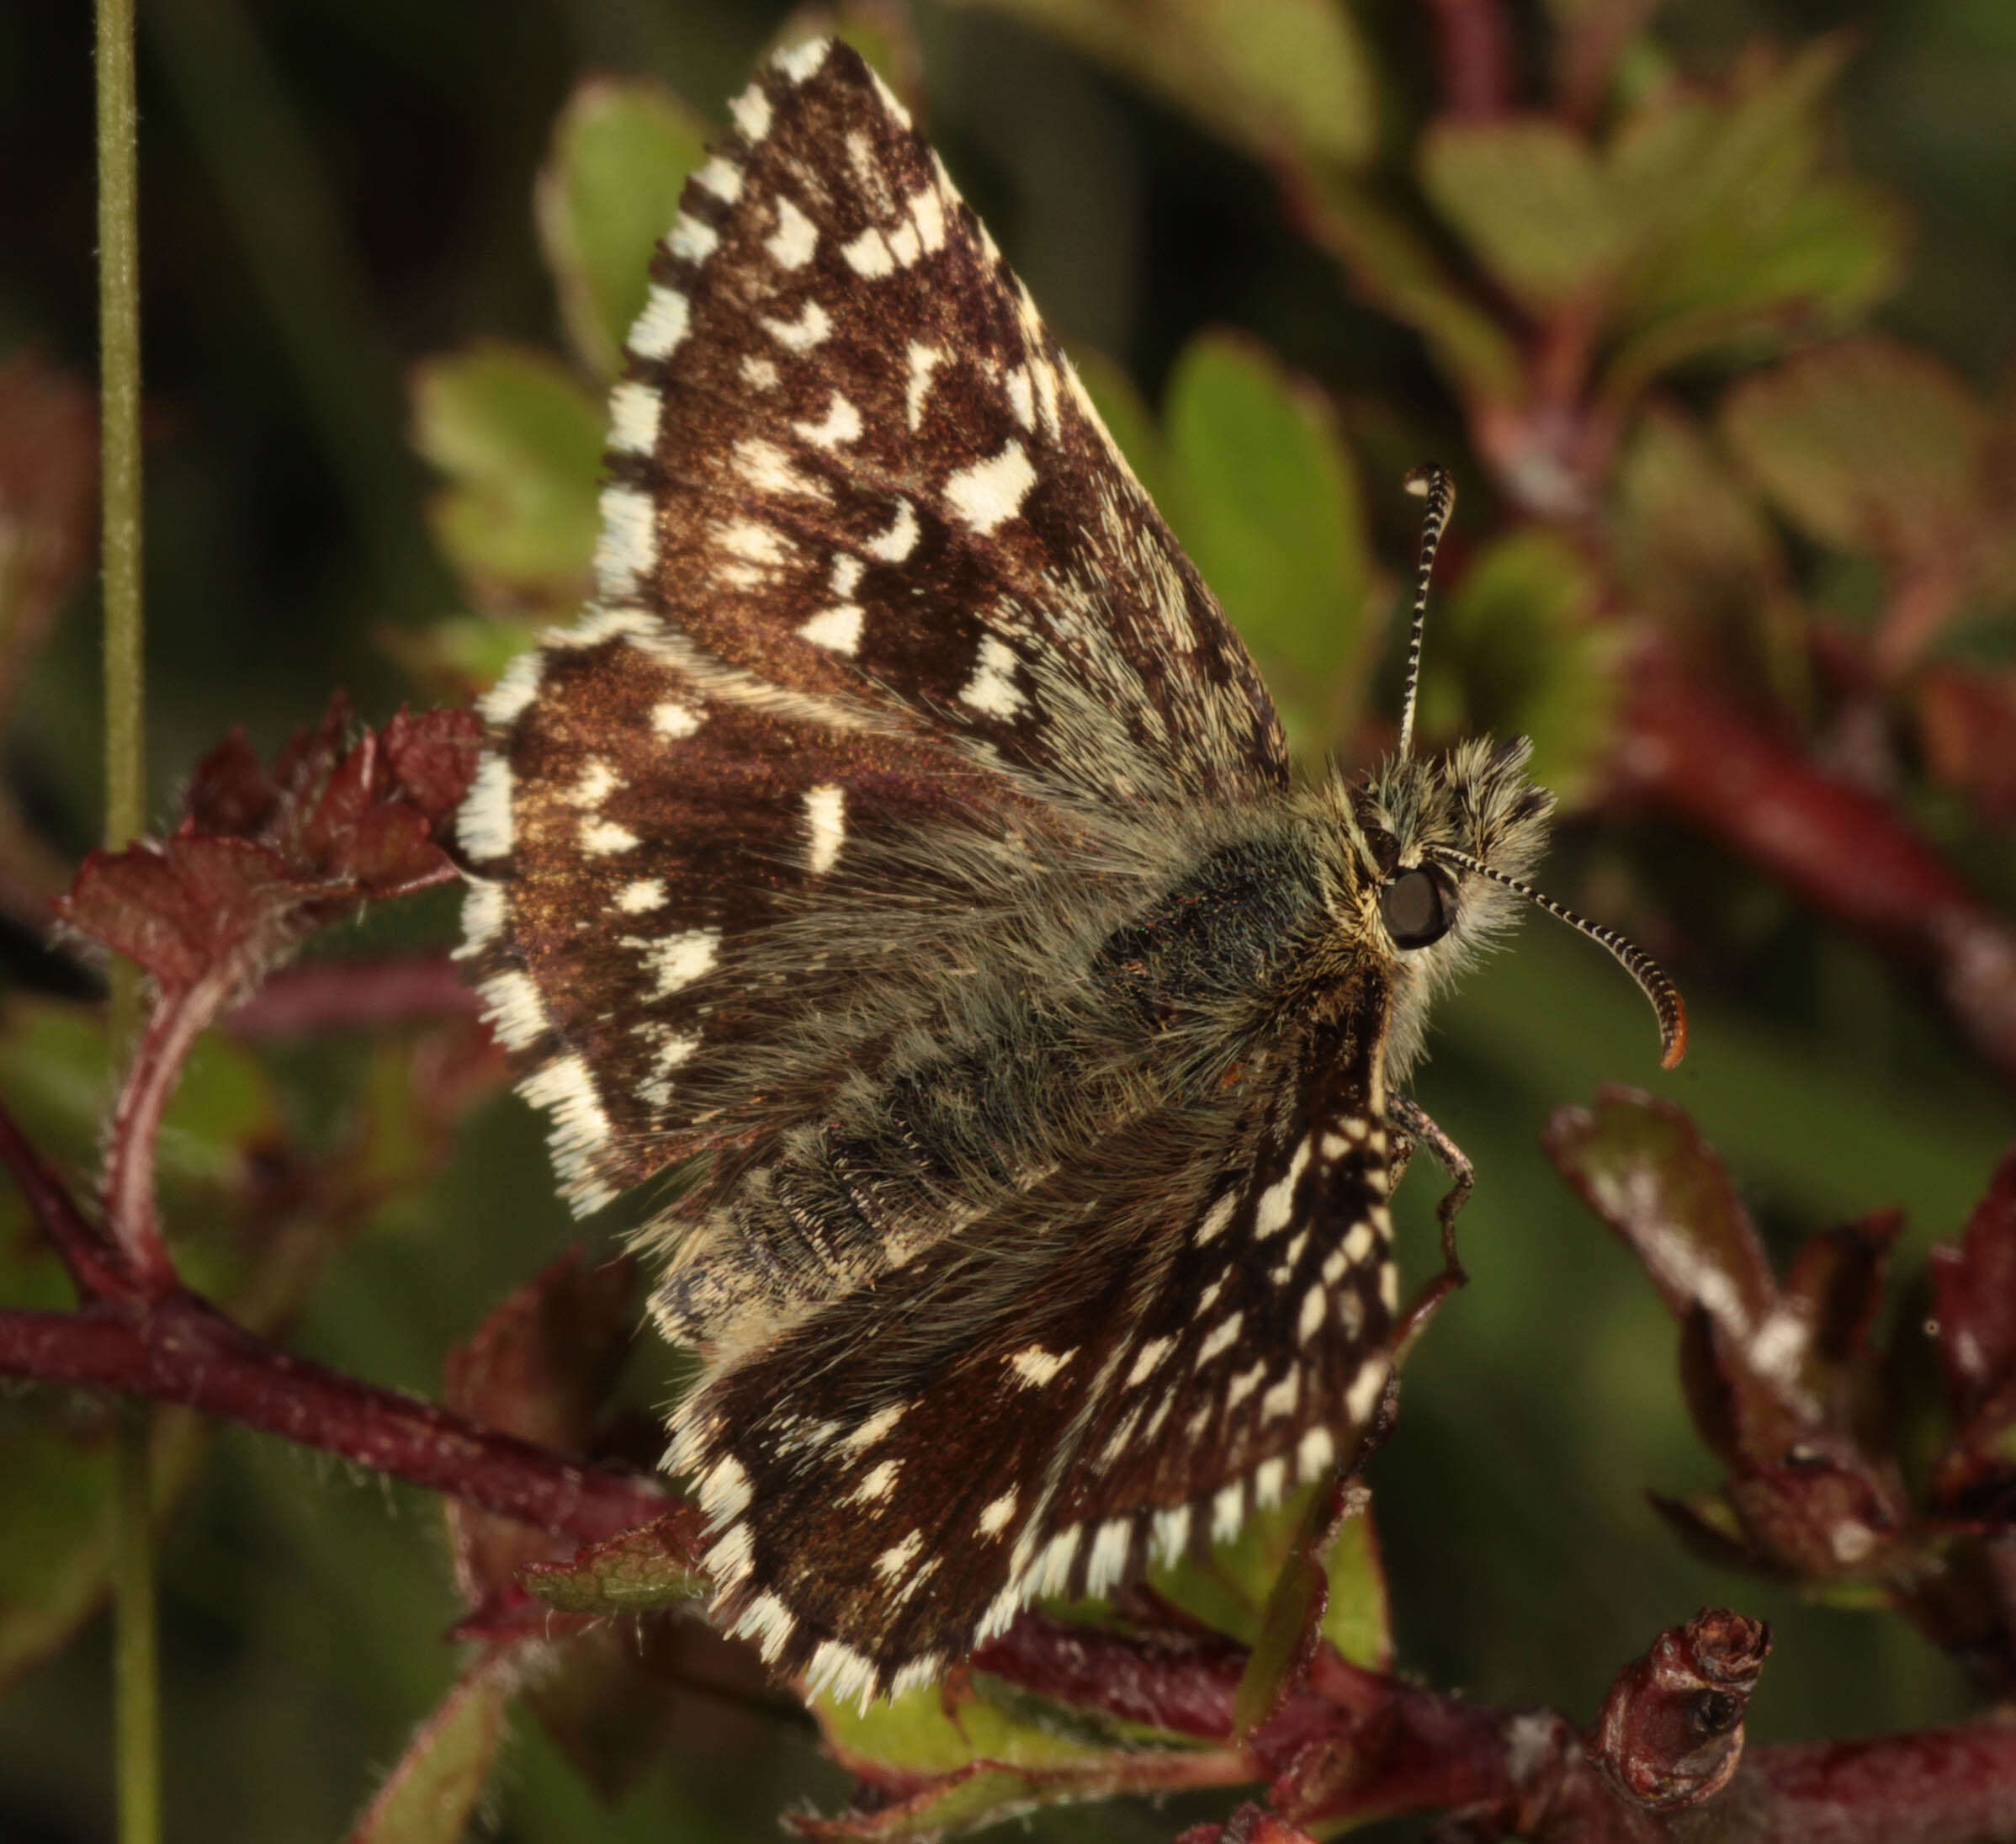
3;0;2014;1838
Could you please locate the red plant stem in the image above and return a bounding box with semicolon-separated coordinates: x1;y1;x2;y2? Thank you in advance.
1423;0;1515;120
100;975;231;1292
1712;1725;2016;1844
975;1615;2016;1842
0;1293;671;1544
0;1090;130;1300
1618;669;2016;1087
226;952;481;1038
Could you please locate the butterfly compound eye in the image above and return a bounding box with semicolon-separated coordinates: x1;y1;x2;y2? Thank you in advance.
1381;867;1451;949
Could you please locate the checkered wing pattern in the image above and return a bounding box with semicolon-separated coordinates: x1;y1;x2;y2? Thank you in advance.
458;39;1287;1213
675;980;1401;1700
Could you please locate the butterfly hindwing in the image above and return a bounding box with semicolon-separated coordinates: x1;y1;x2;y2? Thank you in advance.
674;970;1399;1703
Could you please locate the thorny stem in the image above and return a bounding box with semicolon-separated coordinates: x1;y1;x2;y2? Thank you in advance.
0;1097;675;1547
103;964;246;1290
0;1296;676;1545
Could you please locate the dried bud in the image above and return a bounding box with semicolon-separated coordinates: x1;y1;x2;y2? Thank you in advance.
1592;1609;1769;1811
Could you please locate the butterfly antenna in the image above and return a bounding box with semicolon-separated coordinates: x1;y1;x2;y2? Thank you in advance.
1428;846;1688;1068
1395;463;1456;762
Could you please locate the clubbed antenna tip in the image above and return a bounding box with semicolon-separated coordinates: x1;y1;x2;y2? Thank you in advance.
1395;465;1456;763
1430;847;1688;1071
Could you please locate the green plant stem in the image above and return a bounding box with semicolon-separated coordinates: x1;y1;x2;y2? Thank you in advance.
98;0;144;869
98;0;158;1839
111;1405;161;1844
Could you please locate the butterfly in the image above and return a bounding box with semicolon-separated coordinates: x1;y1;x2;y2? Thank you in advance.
455;37;1684;1705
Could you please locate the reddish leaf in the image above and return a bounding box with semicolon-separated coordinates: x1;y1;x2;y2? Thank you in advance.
346;1649;517;1844
60;699;479;1000
1677;1307;1801;1473
443;1248;639;1603
1781;1210;1901;1377
521;1619;695;1804
1930;1145;2016;1437
1723;1443;1906;1579
970;1613;1244;1740
63;837;306;992
1545;1090;1777;1340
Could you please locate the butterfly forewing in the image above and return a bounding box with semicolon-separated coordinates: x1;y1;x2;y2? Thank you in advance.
461;39;1288;1212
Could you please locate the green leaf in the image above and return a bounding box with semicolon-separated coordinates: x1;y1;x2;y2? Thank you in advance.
1162;333;1371;715
411;340;603;616
1233;1483;1339;1734
522;1516;707;1616
1151;1481;1389;1671
817;1678;1117;1778
1599;44;1902;407
1414;40;1901;413
944;0;1380;169
1419;120;1630;313
535;78;708;381
809;1680;1212;1844
1718;336;1992;568
1417;529;1618;805
346;1650;517;1844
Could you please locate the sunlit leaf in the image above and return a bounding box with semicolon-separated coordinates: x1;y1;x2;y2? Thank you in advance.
1419;119;1629;312
411;341;603;614
1162;333;1371;710
1153;1481;1389;1671
536;79;708;381
807;1675;1207;1843
1719;336;1992;567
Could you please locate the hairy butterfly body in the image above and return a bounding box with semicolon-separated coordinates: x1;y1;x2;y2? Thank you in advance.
456;39;1683;1705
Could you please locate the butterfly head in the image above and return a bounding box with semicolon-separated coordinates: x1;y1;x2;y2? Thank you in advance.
1338;465;1686;1078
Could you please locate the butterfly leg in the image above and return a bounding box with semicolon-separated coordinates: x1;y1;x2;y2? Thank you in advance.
1387;1094;1474;1272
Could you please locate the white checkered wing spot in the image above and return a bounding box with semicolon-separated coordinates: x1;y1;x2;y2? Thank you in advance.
459;37;1288;1212
673;984;1400;1704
